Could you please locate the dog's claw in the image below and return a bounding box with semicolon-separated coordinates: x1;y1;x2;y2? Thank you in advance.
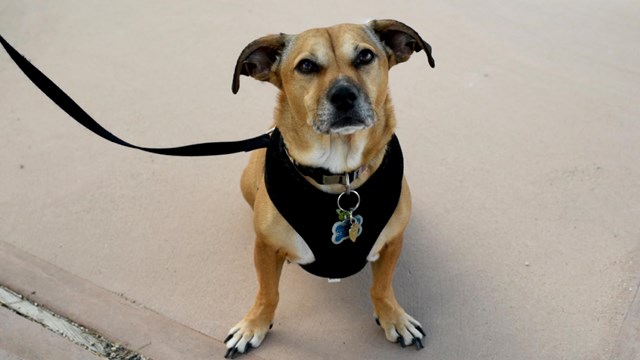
377;312;425;351
400;337;423;350
224;347;237;359
224;345;246;359
223;320;272;358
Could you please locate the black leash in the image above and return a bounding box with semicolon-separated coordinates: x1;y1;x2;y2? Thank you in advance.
0;35;271;156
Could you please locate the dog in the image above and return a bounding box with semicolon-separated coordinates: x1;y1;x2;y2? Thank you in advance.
224;19;435;358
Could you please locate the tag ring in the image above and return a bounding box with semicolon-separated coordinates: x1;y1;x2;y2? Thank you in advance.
337;190;360;212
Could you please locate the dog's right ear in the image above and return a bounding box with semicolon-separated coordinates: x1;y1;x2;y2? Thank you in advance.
232;34;288;94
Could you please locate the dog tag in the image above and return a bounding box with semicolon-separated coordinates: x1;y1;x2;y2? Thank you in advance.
331;213;363;245
333;190;363;244
349;221;360;242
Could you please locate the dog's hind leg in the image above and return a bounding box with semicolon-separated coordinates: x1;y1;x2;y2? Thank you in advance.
370;235;426;350
224;238;285;358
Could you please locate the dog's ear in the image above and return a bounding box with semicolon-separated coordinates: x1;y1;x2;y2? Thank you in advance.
368;19;435;68
232;33;288;94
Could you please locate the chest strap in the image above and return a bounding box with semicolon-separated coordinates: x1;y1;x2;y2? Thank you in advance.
264;129;404;279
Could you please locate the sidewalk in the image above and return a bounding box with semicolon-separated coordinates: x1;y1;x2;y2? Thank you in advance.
1;1;639;359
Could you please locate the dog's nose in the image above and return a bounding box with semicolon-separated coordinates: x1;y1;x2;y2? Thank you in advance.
329;84;358;112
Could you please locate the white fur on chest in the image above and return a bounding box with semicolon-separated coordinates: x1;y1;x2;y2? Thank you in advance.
304;135;367;174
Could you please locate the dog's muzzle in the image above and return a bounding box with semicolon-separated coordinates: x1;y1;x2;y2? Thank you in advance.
314;80;376;135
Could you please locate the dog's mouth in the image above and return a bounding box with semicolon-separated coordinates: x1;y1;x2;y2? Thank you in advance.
327;116;372;135
314;106;376;135
313;115;374;135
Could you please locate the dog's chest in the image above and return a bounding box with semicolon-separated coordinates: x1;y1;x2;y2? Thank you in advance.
301;136;367;175
264;129;404;279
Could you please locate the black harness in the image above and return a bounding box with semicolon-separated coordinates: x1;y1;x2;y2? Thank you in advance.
265;129;404;279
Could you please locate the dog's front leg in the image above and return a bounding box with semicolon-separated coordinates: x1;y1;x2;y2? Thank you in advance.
371;236;425;350
224;237;285;358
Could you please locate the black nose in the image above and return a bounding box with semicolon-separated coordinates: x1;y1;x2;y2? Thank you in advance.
329;84;359;112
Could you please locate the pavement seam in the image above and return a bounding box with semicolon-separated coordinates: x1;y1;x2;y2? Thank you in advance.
0;284;147;360
611;275;640;360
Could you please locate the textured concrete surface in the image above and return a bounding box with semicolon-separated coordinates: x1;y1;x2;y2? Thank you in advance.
1;1;639;359
0;305;104;360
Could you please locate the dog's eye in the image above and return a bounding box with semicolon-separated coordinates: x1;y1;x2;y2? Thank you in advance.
354;49;375;67
296;59;320;74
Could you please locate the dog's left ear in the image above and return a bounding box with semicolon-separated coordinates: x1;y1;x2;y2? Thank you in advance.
368;19;435;68
232;33;288;94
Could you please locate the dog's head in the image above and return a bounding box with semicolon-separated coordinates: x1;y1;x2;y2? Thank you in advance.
233;19;434;132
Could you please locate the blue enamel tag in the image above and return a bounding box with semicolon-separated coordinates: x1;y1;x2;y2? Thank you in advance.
331;215;363;245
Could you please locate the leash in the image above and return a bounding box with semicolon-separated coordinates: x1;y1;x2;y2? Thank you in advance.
0;35;271;156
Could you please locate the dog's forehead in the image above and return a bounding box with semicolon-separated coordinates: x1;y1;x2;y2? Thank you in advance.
286;23;380;62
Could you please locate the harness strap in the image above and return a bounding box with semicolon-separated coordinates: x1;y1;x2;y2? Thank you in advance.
265;129;404;279
0;35;271;156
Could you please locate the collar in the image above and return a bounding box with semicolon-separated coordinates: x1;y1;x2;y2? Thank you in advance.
282;142;364;186
292;161;364;186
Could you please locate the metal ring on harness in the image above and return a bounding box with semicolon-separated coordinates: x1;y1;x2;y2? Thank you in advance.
337;190;360;213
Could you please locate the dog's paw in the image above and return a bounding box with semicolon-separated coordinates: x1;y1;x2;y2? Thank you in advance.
223;320;273;359
374;312;425;350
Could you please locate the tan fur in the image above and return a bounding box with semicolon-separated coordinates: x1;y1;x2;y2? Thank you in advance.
226;20;434;357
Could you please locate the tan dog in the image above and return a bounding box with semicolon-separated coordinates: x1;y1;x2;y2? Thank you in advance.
224;19;435;358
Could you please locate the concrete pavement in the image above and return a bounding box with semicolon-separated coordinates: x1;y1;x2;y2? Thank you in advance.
1;1;639;359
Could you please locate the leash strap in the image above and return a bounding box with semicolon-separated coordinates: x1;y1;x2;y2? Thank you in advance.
0;35;271;156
